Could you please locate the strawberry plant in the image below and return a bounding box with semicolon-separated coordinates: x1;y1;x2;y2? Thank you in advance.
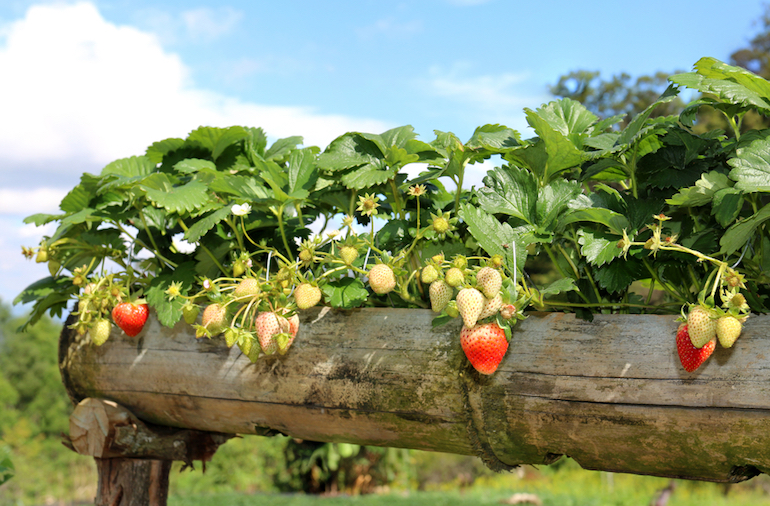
16;57;770;372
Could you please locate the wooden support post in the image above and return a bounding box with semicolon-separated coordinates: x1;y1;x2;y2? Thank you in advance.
65;398;233;506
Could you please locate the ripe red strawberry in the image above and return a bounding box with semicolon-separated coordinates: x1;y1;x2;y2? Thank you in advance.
456;287;485;327
460;322;508;375
233;278;260;299
445;267;465;287
89;318;112;346
687;305;717;348
716;315;743;348
476;267;502;299
111;302;149;337
294;283;322;309
368;264;396;295
478;293;503;320
254;311;290;355
201;303;228;336
429;280;452;312
676;323;716;372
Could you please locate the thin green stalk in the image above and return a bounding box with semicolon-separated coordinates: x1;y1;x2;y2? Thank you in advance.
226;218;245;252
275;204;294;260
389;179;404;219
642;258;687;304
138;208;168;268
452;158;467;214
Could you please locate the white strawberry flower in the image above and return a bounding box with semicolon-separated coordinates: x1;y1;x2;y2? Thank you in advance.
231;203;252;216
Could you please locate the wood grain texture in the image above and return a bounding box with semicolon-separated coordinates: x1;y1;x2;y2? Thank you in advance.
59;308;770;482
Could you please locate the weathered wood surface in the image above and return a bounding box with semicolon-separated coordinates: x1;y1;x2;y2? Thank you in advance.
67;397;232;462
59;308;770;482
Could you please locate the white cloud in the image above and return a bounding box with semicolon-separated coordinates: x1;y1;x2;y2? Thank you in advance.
423;63;550;133
357;16;423;39
0;188;67;215
0;2;389;173
182;7;242;41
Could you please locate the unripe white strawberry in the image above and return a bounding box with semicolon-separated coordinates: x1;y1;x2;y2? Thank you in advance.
456;287;485;328
716;315;743;348
688;305;717;348
478;293;503;320
445;267;465;287
202;303;228;336
233;278;260;299
429;280;452;312
476;267;502;299
294;283;322;309
368;264;396;295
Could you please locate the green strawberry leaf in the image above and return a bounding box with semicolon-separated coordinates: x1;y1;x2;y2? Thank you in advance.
287;147;319;199
143;178;210;214
712;188;744;227
322;277;369;309
531;98;598;148
459;203;526;273
265;136;304;161
593;258;645;293
670;57;770;113
476;165;537;224
465;124;521;154
174;158;216;174
184;205;231;243
728;131;770;192
208;175;272;201
540;278;578;296
186;126;249;161
577;229;624;266
101;155;156;178
719;202;770;255
146;138;185;164
146;264;197;327
59;183;93;213
667;171;733;206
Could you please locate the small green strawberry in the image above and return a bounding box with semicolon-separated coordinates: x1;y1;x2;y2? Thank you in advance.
456;287;485;328
445;267;464;288
716;315;743;348
476;267;502;299
202;303;228;336
421;265;439;284
182;302;200;325
294;283;322;309
368;264;396;295
461;322;509;375
339;246;359;266
89;318;112;346
429;280;452;313
687;305;717;348
233;278;260;299
676;323;715;372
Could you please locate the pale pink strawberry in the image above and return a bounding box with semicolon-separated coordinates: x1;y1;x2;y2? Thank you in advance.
478;293;503;320
456;287;485;328
429;280;452;313
687;305;717;348
461;322;509;375
254;311;290;355
202;303;228;336
368;264;396;295
476;267;502;299
294;283;322;309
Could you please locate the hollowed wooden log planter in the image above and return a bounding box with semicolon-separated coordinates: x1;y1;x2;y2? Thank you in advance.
60;308;770;488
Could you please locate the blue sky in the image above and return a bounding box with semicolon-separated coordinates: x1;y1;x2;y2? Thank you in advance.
0;0;767;310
